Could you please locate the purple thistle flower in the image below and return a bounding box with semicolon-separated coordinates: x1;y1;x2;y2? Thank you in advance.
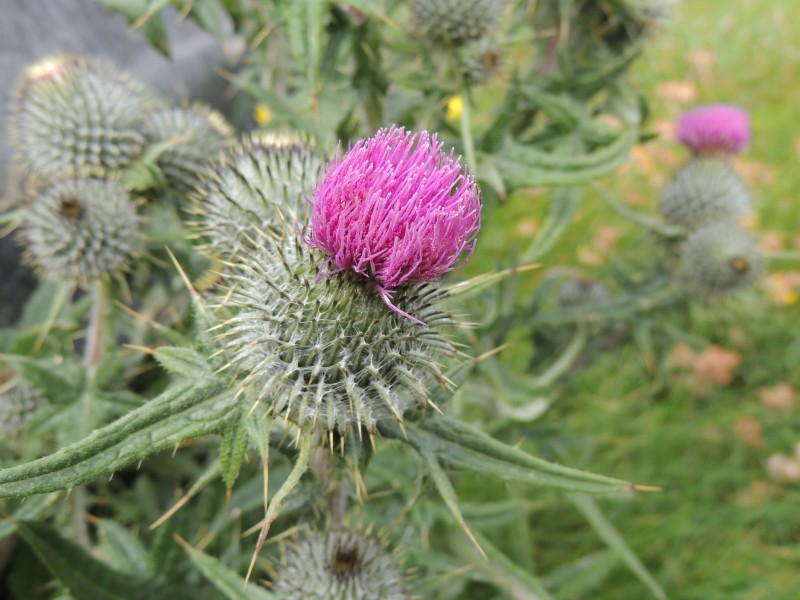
676;104;750;156
305;126;481;324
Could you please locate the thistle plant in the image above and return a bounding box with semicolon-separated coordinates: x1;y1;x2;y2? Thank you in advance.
9;54;154;180
20;178;139;283
200;129;466;434
271;528;407;600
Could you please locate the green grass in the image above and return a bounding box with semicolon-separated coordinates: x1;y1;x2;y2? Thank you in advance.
470;1;800;598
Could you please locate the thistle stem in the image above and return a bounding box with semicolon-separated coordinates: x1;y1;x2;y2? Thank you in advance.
460;88;478;176
83;277;111;373
72;277;111;549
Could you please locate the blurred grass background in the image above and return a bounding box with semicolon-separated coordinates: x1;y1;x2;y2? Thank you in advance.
470;1;800;598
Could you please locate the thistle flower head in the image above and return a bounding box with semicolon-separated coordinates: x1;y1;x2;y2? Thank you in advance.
679;222;762;296
21;178;139;283
659;157;752;228
676;104;750;156
305;126;481;322
9;54;155;180
410;0;504;46
271;529;407;600
198;135;458;435
142;103;233;193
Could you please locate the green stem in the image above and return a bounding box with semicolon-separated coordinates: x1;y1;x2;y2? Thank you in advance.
73;277;111;548
460;88;478;176
83;278;111;374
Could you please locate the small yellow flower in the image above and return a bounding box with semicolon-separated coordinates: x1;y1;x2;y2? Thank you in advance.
253;103;271;125
782;290;798;306
446;95;463;121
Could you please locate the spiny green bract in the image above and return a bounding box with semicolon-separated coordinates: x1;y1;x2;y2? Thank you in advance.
0;376;47;436
196;135;456;435
9;54;155;180
271;529;407;600
678;221;762;296
142;104;233;193
21;178;139;283
659;157;752;228
410;0;504;46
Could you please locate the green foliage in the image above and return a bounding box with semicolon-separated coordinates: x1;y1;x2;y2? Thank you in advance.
2;0;795;598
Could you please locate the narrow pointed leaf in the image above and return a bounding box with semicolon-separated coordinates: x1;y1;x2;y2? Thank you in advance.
183;542;277;600
154;346;213;379
469;530;556;600
381;416;636;495
15;520;184;600
569;494;668;600
96;519;151;577
0;379;234;497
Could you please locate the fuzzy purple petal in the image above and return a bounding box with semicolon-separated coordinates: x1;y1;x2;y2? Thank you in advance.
676;104;750;155
305;126;481;294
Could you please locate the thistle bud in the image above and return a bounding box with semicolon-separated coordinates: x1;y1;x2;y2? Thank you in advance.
678;222;762;296
659;157;752;228
557;278;610;308
676;104;750;156
198;130;471;435
142;104;233;193
0;376;47;436
195;133;323;259
21;178;139;283
9;55;155;180
410;0;503;46
271;529;407;600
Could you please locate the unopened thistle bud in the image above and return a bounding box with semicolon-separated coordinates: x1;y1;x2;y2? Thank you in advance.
196;133;323;259
9;54;154;180
271;529;407;600
0;376;47;436
21;178;139;283
676;104;750;156
659;157;752;228
410;0;504;46
199;129;475;435
457;36;502;84
305;126;481;323
557;278;610;308
142;104;233;193
678;222;762;296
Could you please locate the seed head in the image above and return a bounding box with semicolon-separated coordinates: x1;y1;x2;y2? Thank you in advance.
21;178;139;283
679;222;762;296
659;157;752;228
142;103;233;193
271;529;407;600
9;54;155;180
198;135;457;435
676;104;750;156
304;126;481;323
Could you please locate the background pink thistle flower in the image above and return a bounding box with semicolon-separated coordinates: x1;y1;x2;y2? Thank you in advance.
305;126;481;323
676;104;750;155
